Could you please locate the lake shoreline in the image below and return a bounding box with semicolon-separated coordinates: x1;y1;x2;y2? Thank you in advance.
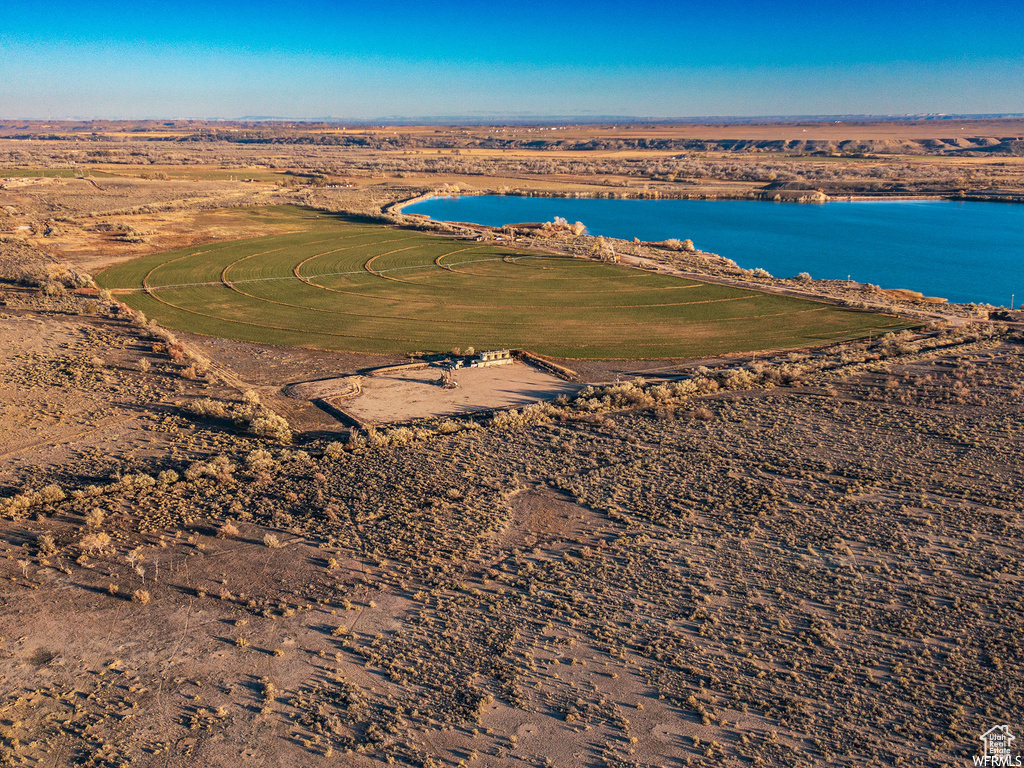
389;188;1024;215
398;194;1024;309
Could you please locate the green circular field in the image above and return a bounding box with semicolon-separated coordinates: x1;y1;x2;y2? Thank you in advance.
96;206;912;359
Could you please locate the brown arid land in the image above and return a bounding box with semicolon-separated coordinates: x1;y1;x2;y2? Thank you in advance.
1;119;1022;768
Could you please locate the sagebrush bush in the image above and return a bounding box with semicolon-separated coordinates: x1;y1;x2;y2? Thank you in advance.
324;441;346;460
245;448;277;471
247;409;292;443
157;469;179;485
85;508;104;529
184;455;236;482
188;398;231;418
79;532;111;553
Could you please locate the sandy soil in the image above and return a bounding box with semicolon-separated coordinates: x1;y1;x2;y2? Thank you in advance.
178;333;408;436
2;332;1021;767
0;182;299;275
340;362;580;425
0;303;242;488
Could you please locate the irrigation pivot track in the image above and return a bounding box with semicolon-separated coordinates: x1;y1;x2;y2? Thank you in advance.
96;206;913;359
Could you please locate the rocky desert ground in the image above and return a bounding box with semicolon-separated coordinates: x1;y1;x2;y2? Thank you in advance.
1;123;1022;767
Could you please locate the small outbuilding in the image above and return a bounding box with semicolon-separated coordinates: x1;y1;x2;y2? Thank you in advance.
470;349;513;368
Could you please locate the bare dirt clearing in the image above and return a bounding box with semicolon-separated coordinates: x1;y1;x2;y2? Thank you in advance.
337;361;580;425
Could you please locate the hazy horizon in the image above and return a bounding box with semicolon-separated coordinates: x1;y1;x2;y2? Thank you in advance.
5;113;1024;125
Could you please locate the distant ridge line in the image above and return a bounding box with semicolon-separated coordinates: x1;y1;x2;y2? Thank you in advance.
204;113;1024;126
5;113;1024;127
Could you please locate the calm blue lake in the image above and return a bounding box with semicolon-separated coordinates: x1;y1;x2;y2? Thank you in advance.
406;195;1024;307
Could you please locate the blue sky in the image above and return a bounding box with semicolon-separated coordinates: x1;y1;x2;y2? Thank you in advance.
1;0;1022;119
